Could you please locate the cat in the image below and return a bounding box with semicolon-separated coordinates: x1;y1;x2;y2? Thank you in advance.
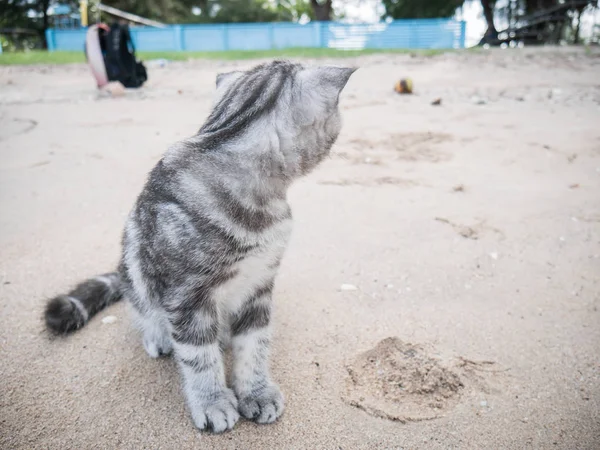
44;60;355;433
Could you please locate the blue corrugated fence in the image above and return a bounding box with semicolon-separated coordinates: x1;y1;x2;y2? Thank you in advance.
46;19;466;52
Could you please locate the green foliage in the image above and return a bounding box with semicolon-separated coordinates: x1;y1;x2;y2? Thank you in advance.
202;0;286;23
101;0;315;24
279;0;316;22
382;0;465;19
0;1;30;29
102;0;199;24
194;0;316;23
0;1;79;49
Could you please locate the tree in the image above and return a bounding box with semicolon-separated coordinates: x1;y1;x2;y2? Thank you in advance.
103;0;313;24
102;0;196;24
0;0;79;49
480;0;497;40
0;1;31;30
278;0;315;22
310;0;332;21
382;0;464;19
209;0;280;23
479;0;598;45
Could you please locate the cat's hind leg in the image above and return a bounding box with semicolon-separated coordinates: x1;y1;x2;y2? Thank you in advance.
121;256;172;358
131;306;173;358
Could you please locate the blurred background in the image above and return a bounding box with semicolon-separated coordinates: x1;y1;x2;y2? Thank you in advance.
1;1;599;55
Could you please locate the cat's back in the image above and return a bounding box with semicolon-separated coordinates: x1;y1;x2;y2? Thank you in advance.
127;138;292;255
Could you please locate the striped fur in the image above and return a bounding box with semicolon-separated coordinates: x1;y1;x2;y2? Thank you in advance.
43;60;355;433
45;273;121;333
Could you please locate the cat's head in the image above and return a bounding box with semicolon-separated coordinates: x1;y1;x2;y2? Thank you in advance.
203;60;356;179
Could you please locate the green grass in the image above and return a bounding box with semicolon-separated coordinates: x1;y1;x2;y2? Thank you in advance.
0;51;85;65
0;47;448;65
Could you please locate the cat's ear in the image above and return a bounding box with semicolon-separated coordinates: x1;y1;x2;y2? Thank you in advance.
216;71;243;88
298;66;357;99
317;66;357;91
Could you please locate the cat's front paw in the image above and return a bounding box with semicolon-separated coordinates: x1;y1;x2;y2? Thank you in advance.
237;383;284;424
189;389;240;433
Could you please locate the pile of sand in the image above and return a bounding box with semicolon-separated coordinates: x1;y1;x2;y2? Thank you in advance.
344;337;464;422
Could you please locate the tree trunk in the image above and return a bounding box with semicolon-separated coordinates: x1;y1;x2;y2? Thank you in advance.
197;0;209;15
481;0;497;37
310;0;332;21
574;8;583;44
41;0;50;49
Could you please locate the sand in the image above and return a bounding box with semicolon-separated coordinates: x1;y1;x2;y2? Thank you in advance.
344;337;465;423
1;47;599;449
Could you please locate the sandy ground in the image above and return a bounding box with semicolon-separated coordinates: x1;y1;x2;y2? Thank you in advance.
1;48;599;449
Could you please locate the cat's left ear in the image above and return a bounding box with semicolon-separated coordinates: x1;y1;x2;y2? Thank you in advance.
299;66;357;99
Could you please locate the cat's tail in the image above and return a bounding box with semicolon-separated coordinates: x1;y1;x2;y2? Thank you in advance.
44;272;123;334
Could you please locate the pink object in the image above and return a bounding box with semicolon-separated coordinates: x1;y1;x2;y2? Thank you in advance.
85;25;109;88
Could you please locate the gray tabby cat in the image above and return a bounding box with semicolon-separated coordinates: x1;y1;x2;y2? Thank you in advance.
44;60;355;433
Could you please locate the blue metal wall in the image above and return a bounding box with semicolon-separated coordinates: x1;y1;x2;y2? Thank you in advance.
46;20;466;52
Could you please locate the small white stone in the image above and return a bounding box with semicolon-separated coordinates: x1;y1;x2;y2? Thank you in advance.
489;252;499;260
340;284;358;291
480;400;488;407
559;236;566;242
385;284;394;289
471;96;487;105
571;217;578;222
548;88;563;99
102;315;117;324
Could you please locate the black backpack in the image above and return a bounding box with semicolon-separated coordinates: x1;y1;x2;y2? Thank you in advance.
101;23;147;88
